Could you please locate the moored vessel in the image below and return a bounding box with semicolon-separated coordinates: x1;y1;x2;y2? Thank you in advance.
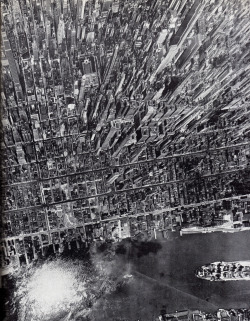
196;261;250;281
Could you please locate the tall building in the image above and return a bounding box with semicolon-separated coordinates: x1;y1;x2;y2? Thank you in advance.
1;0;250;296
2;31;23;100
151;0;205;80
57;16;65;44
77;0;86;20
103;44;119;85
156;28;168;44
83;58;93;74
112;0;119;13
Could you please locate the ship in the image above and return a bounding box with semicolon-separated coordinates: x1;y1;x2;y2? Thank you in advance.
195;261;250;281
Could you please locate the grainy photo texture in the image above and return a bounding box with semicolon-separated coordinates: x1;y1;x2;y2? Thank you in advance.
1;0;250;320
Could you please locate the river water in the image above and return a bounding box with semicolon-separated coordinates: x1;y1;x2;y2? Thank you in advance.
91;231;250;320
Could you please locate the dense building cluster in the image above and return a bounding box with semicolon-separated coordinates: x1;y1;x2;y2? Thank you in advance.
1;0;250;269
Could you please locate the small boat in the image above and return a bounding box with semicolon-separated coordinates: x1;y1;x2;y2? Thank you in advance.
195;261;250;281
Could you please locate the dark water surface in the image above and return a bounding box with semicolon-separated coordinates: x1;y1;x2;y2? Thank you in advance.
91;231;250;320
